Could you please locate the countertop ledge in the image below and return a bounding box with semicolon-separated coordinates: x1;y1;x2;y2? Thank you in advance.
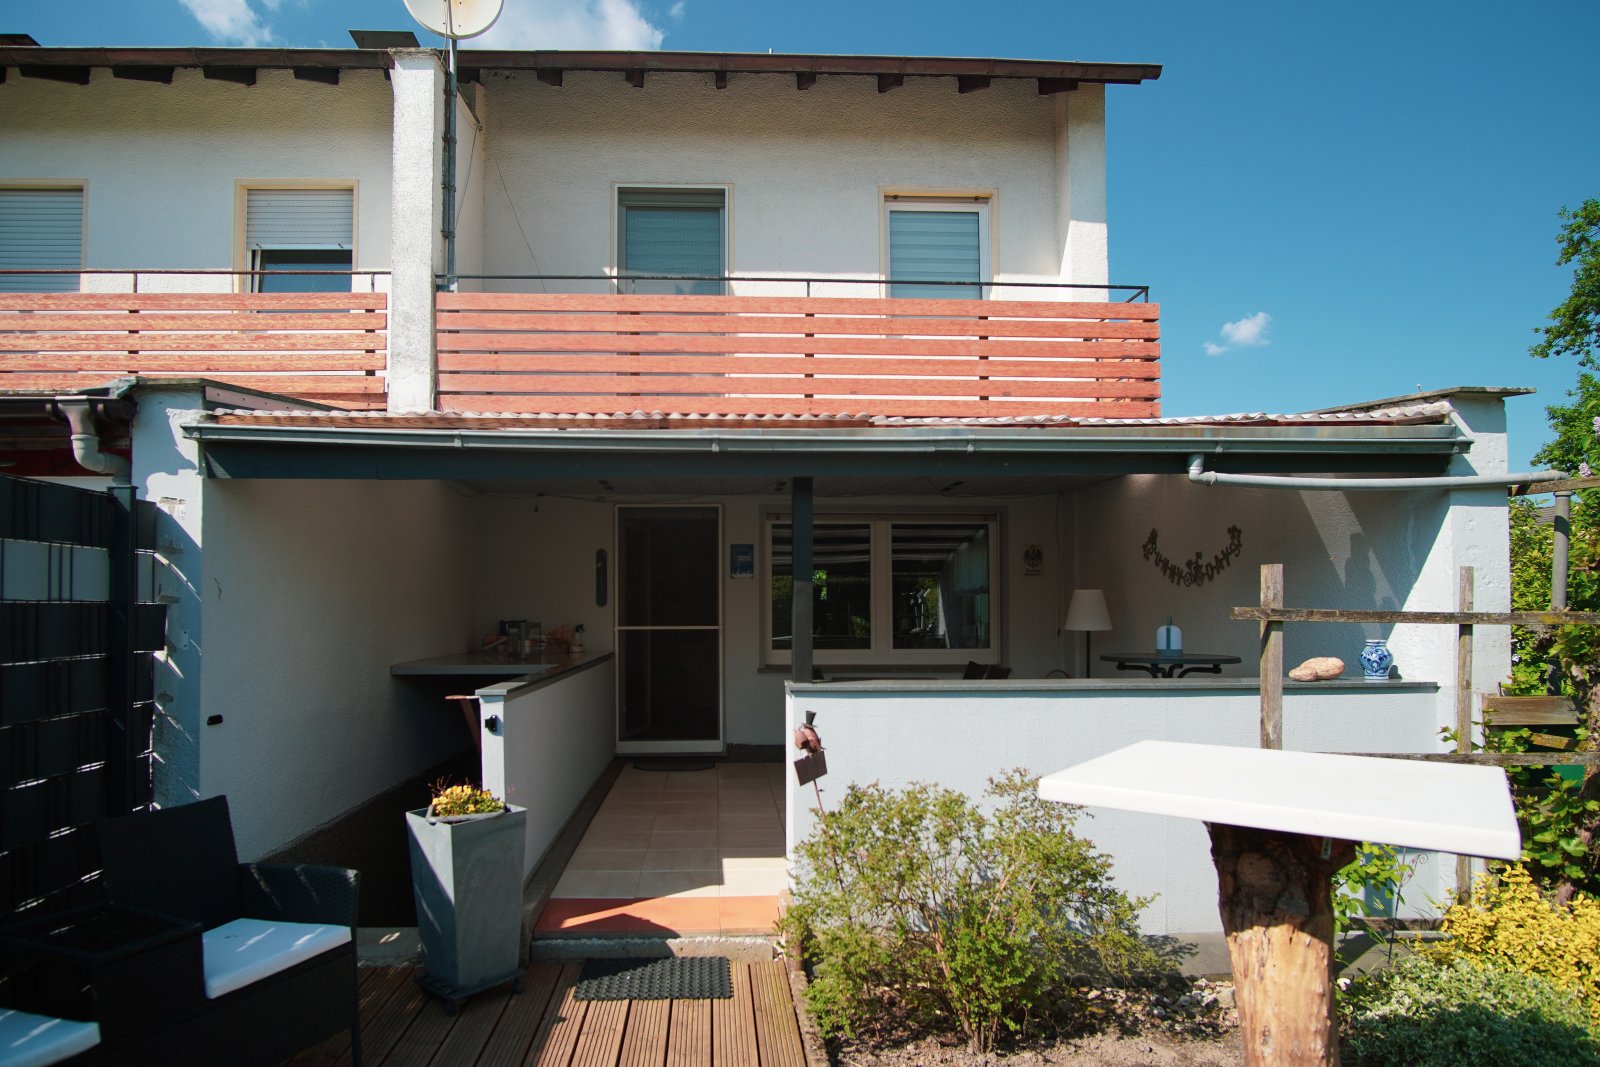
789;677;1440;693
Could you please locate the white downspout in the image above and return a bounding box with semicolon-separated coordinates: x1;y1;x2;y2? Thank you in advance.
1184;454;1561;492
59;399;131;484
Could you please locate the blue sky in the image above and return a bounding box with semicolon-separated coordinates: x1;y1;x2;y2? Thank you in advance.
12;0;1598;469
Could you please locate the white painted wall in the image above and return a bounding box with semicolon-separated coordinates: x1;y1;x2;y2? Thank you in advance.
479;661;616;876
786;681;1452;935
469;494;615;651
0;68;393;290
198;478;476;858
477;71;1100;294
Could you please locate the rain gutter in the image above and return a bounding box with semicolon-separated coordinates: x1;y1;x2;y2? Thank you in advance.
1185;453;1558;491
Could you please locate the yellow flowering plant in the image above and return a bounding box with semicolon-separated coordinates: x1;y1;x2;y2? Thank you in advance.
1428;865;1600;1026
428;782;506;819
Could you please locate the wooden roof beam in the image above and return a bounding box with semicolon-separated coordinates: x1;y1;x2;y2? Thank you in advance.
292;66;340;85
957;75;990;93
112;65;174;83
713;70;727;89
536;68;562;86
877;73;903;93
20;65;91;85
796;71;816;90
203;66;257;86
624;68;644;88
1037;77;1079;95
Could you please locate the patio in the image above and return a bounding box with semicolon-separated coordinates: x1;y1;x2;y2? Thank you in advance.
280;958;808;1067
535;761;788;938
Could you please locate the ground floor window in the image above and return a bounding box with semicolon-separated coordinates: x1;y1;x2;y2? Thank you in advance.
766;515;995;664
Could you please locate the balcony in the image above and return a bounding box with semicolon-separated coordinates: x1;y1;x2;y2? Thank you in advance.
0;273;1159;420
435;278;1160;419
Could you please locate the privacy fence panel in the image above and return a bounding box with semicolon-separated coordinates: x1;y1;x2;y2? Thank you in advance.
0;474;164;919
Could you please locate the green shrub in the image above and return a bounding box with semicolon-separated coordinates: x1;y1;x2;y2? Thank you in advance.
1341;955;1600;1067
1430;865;1600;1025
780;770;1153;1053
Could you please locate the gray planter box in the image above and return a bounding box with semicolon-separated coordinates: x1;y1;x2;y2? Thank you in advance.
405;803;527;1008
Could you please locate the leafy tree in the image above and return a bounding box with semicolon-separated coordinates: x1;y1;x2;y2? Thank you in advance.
1505;199;1600;903
1531;199;1600;368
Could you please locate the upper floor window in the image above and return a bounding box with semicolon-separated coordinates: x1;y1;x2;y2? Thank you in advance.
244;187;354;293
617;186;726;295
0;187;83;293
886;197;989;300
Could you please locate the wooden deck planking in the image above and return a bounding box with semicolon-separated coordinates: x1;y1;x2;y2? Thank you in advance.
749;964;805;1067
617;999;670;1067
665;1000;712;1067
276;961;806;1067
710;962;758;1067
528;971;592;1067
425;981;518;1067
478;964;567;1067
569;999;630;1067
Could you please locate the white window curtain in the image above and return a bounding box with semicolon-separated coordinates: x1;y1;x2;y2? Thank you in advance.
0;188;83;293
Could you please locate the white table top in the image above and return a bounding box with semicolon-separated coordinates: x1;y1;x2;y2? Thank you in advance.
1037;741;1521;860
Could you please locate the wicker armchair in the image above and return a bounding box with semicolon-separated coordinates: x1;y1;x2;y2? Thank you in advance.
87;796;361;1066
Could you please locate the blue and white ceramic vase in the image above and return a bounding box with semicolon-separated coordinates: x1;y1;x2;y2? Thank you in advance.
1359;639;1393;682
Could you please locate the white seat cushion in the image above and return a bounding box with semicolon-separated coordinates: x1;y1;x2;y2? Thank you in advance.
201;917;351;999
0;1009;100;1067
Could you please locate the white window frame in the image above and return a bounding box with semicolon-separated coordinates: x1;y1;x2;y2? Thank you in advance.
611;182;731;294
234;180;358;293
761;511;1001;667
881;193;993;299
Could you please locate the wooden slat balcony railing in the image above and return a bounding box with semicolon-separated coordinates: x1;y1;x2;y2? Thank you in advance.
435;292;1160;418
0;293;388;410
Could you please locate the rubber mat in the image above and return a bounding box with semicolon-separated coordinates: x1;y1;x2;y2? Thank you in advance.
574;956;733;1000
631;759;716;772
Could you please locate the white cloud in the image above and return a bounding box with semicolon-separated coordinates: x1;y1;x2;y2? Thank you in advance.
177;0;273;45
474;0;666;50
669;1;686;19
1203;311;1271;355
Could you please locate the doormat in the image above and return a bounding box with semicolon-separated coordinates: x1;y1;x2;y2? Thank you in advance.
631;759;716;773
574;956;732;1000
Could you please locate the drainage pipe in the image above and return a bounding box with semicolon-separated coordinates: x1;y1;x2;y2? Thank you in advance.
58;400;131;483
1185;454;1562;492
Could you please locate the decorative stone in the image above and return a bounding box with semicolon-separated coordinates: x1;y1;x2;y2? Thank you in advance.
1289;656;1344;681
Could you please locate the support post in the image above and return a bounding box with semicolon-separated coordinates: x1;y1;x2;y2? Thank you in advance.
1259;564;1284;749
792;477;814;686
1209;824;1354;1067
1456;566;1475;893
1553;493;1571;611
107;484;139;815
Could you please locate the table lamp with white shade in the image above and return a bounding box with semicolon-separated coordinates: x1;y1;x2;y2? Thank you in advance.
1063;589;1112;677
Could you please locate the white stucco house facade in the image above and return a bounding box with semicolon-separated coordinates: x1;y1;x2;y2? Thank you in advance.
0;40;1538;935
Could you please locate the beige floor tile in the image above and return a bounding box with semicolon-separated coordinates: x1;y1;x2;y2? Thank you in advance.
720;854;787;873
566;848;646;872
552;869;641;899
720;869;789;896
718;813;781;829
587;815;656;833
642;847;721;871
635;870;722;898
652;814;716;833
719;843;784;860
649;830;718;850
717;763;775;779
664;772;718;791
578;828;653;851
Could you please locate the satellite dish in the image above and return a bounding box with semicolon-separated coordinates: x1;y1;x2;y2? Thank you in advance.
402;0;503;39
